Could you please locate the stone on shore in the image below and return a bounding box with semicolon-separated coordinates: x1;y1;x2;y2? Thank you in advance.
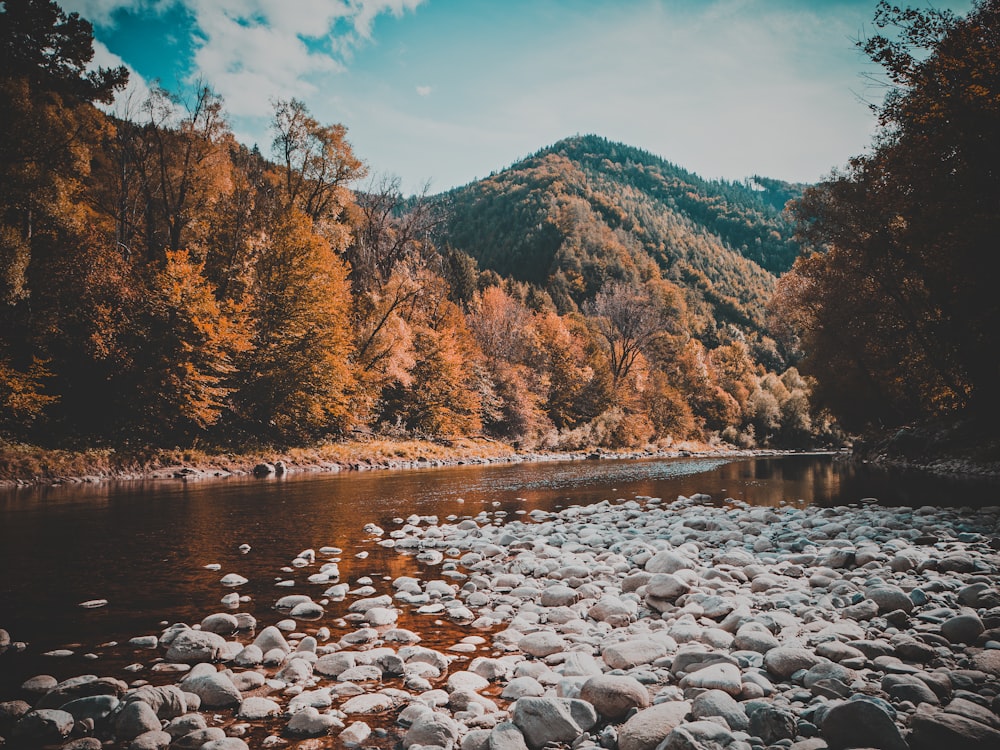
511;697;585;749
163;629;228;663
579;675;650;720
821;697;908;750
617;701;691;750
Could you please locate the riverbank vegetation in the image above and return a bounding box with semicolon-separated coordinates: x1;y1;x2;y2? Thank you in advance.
774;0;1000;461
3;0;996;472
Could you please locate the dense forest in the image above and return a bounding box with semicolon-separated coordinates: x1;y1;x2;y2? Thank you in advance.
774;0;1000;458
5;0;993;459
0;0;829;453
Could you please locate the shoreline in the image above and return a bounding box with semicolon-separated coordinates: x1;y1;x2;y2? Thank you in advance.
0;438;790;490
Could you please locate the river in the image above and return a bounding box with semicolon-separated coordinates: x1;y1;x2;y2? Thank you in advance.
1;452;997;699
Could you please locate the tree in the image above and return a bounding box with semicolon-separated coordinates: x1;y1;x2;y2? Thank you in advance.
1;0;128;438
585;280;678;391
234;210;355;442
139;249;249;440
271;98;366;238
346;175;437;291
0;0;127;103
777;0;1000;429
127;85;233;259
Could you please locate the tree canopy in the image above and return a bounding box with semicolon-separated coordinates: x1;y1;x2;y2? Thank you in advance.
775;0;1000;431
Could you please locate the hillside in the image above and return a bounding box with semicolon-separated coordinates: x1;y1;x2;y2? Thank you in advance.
431;134;803;343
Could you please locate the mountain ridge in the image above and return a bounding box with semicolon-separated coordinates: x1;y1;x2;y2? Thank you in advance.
428;134;804;348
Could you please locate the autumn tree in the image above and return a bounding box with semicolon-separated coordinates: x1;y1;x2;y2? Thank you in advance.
233;210;355;442
777;0;1000;430
467;285;551;441
346;175;437;291
585;279;679;391
124;85;234;259
137;250;249;440
379;276;483;437
1;0;127;437
271;98;365;244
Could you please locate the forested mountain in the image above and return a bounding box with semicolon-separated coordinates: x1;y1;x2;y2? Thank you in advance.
2;0;832;453
431;135;803;346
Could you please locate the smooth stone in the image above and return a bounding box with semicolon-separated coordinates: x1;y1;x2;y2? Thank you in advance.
867;585;914;614
236;697;281;719
286;706;341;737
519;631;568;657
820;697;907;750
338;664;382;682
127;729;172;750
815;641;865;663
617;701;691;750
341;693;394;714
340;721;372;747
403;711;460;749
941;613;985;644
603;639;668;670
646;573;691;601
882;673;940;705
733;625;779;654
10;709;75;745
171;727;226;750
163;629;228;663
540;585;580;607
679;662;742;696
645;551;694;574
123;684;187;718
180;671;242;708
943;698;1000;730
763;647;825;678
690;689;749;731
200;613;240;635
253;625;291;654
579;675;651;720
909;709;1000;750
511;697;584;749
448;670;491;693
164;713;208;739
115;700;162;741
200;739;250;750
502;676;546;700
489;721;530;750
316;652;356;677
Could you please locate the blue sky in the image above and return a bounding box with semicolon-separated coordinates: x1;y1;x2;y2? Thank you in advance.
66;0;974;194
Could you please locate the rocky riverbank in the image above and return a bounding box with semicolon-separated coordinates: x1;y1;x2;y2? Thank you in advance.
0;439;761;488
2;492;999;750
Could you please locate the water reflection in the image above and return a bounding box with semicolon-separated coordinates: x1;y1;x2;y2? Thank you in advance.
1;453;998;697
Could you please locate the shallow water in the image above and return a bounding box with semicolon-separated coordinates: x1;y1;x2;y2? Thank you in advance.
0;453;997;699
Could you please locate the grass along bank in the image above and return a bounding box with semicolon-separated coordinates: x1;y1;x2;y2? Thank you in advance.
0;437;736;487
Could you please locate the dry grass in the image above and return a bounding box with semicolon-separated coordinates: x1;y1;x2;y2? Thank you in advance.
0;437;520;485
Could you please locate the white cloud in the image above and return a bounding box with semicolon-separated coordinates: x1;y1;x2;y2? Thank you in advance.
66;0;426;118
88;38;159;119
416;85;432;97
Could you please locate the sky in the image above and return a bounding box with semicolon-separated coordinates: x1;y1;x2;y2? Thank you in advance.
65;0;975;195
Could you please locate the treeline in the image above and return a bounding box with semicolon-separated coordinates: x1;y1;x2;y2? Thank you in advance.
0;0;830;451
773;0;1000;435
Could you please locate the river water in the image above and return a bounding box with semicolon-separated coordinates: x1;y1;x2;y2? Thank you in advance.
1;452;997;699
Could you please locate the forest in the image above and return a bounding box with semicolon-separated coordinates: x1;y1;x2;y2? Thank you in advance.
2;0;996;460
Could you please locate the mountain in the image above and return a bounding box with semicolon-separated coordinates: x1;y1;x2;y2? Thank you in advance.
430;134;804;344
